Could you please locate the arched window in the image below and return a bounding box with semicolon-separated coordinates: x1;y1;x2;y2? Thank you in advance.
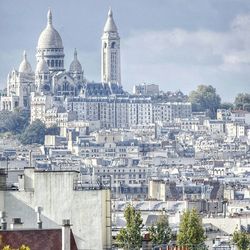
63;81;69;91
111;42;116;48
51;60;54;67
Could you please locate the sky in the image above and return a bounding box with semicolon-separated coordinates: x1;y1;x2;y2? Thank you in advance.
0;0;250;102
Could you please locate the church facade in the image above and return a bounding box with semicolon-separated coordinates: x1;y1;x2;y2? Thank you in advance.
1;9;192;128
1;9;122;111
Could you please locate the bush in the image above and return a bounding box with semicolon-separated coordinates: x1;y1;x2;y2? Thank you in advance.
19;120;46;145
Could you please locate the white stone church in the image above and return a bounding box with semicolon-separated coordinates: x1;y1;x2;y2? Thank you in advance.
1;8;122;111
0;9;192;128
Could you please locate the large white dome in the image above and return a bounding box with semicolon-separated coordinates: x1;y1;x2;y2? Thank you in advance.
37;9;63;49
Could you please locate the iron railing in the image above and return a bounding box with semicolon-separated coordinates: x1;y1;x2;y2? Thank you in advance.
73;175;111;191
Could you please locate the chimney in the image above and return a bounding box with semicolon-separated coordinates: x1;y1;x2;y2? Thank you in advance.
10;218;23;230
0;169;7;191
62;219;72;250
35;206;43;229
0;211;7;230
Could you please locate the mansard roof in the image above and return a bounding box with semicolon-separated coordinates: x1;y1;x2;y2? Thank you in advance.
84;82;124;97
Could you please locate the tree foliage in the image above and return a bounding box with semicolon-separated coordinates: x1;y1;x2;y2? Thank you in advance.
148;214;172;245
220;102;234;110
234;93;250;111
2;245;30;250
19;120;46;145
0;110;29;134
233;230;250;250
177;209;206;249
116;204;143;250
188;85;221;118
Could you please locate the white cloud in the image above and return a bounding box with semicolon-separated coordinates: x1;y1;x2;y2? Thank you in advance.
121;14;250;101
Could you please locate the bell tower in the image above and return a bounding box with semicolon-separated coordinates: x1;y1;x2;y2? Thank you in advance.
101;8;121;85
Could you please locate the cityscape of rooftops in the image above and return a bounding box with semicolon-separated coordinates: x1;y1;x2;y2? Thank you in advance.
0;1;250;250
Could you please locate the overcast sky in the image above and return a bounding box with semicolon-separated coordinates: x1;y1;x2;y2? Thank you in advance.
0;0;250;101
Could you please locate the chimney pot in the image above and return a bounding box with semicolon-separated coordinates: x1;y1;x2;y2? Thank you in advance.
35;206;43;229
10;217;23;230
0;211;7;230
62;219;71;226
12;218;22;224
0;211;6;218
62;219;71;250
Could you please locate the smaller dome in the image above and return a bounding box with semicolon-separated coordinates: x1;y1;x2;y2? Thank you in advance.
36;52;49;73
104;8;118;33
19;51;33;73
69;49;83;73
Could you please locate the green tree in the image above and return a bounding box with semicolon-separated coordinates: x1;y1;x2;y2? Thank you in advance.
220;102;234;110
0;110;30;134
2;244;30;250
0;111;11;133
116;204;143;250
234;93;250;111
19;120;46;145
188;85;221;118
233;230;250;250
6;110;30;134
19;245;30;250
148;214;172;246
177;209;206;249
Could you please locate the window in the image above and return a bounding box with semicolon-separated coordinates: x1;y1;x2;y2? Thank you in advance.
111;42;116;48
